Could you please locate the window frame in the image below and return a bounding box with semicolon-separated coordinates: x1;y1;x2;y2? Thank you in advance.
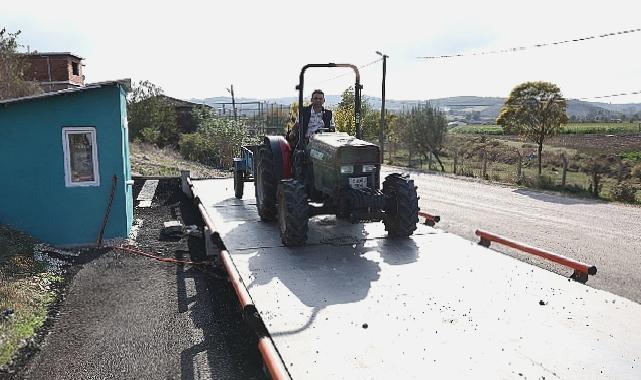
62;126;100;187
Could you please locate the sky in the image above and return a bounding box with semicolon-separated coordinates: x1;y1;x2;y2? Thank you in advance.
4;0;641;103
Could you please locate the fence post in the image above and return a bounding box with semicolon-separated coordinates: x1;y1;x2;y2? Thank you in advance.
617;158;624;184
561;152;568;187
516;150;522;183
482;152;487;179
453;150;458;174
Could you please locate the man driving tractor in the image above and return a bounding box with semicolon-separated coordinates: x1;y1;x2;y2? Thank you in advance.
287;89;335;144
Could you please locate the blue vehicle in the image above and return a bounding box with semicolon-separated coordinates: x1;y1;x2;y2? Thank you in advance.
232;144;259;199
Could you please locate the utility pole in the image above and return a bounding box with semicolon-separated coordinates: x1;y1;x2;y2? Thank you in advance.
227;85;237;121
376;51;388;164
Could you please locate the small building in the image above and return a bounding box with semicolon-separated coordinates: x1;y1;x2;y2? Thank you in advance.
447;121;467;127
21;52;85;93
0;80;133;246
160;95;208;134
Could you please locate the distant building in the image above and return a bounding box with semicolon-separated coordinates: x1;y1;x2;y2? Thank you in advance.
0;80;133;246
21;52;85;93
160;95;209;134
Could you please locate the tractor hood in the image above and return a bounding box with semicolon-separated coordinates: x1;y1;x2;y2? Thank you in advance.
307;132;380;164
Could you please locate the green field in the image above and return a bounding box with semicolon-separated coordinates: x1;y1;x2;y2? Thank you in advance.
451;123;641;135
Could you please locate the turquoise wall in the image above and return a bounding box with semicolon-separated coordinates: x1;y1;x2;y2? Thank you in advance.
0;84;133;246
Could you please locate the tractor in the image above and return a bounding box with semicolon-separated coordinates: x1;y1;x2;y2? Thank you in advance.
233;63;419;246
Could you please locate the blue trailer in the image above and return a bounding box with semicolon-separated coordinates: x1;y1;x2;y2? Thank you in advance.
232;144;259;199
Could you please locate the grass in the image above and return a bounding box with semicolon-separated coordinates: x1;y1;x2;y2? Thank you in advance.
0;226;63;369
129;142;230;179
385;136;641;204
450;123;641;136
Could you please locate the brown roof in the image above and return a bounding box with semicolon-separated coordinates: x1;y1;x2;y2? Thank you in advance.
20;52;84;60
0;79;131;106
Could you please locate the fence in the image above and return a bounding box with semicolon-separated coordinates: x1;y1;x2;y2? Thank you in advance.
212;102;290;136
383;139;641;202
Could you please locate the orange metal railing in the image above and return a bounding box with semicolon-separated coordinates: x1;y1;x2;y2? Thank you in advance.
475;229;597;282
418;211;440;226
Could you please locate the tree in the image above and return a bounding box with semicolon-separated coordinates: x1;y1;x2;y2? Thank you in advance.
180;113;257;168
496;81;568;176
334;86;378;140
127;80;179;147
402;102;448;171
0;28;42;100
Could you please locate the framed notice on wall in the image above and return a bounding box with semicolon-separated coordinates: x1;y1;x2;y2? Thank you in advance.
62;127;100;187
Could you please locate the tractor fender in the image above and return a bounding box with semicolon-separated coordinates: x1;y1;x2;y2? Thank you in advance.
263;136;292;181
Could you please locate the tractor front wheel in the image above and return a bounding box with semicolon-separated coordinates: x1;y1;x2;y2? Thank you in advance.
277;180;309;246
382;173;419;237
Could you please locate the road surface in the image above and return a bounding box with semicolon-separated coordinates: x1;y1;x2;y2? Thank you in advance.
383;166;641;304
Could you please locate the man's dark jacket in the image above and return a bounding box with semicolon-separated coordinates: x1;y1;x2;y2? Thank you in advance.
301;106;333;136
289;106;334;145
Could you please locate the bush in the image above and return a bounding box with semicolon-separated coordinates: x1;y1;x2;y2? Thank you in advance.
610;182;638;203
523;175;555;189
632;164;641;181
620;151;641;162
179;133;217;166
180;118;259;169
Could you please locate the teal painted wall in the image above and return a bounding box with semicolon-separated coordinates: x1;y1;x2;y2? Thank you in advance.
0;84;133;246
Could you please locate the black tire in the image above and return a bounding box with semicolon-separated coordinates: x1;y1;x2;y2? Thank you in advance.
382;173;419;237
255;146;278;221
234;169;244;199
277;180;309;246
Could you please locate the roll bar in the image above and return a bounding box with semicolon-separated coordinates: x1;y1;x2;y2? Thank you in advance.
296;63;362;149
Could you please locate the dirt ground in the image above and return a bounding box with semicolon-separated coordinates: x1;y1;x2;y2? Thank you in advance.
2;178;266;380
547;133;641;154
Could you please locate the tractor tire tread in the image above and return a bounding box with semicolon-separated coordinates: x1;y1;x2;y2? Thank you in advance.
382;173;420;237
256;146;278;221
278;180;309;246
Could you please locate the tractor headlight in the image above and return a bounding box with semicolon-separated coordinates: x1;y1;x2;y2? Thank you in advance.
340;165;354;174
362;164;376;172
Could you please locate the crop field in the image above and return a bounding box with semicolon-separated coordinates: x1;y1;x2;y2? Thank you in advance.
385;132;641;203
451;123;641;136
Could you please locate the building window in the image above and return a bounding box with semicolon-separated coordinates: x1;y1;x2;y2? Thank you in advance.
62;127;100;187
72;61;79;76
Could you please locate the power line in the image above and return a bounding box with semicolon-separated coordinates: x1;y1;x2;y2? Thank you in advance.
313;58;383;85
574;90;641;101
417;28;641;60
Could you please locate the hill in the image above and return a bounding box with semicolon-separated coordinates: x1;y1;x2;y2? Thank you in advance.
189;95;641;121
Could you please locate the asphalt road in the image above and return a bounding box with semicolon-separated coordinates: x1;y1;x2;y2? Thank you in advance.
382;166;641;304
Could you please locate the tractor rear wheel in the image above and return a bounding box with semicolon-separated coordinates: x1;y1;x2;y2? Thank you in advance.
233;169;244;199
382;173;419;237
256;146;278;221
277;180;309;246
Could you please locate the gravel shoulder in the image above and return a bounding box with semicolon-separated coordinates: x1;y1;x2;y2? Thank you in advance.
384;166;641;304
6;178;265;380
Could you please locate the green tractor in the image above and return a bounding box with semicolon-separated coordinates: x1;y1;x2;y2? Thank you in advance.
233;63;419;246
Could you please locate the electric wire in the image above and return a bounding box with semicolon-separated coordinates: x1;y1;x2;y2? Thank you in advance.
417;28;641;60
313;58;383;85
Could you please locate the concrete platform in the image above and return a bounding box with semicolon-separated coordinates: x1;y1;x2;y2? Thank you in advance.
192;178;641;380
